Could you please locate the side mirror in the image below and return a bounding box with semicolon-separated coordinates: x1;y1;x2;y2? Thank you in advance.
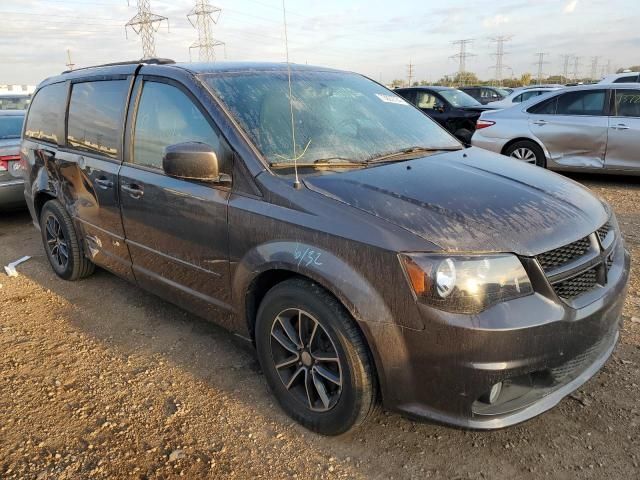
162;142;230;183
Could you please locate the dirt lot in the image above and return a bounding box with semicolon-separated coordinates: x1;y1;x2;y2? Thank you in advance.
1;174;639;480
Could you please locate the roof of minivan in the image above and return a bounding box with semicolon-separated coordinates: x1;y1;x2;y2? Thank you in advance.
39;60;346;88
396;86;456;92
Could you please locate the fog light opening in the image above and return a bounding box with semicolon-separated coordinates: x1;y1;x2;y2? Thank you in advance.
481;382;503;405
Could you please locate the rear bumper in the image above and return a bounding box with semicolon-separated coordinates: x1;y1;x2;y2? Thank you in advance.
470;133;508;154
0;179;25;209
368;242;630;429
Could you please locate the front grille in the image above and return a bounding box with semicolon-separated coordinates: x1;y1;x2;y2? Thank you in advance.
552;267;598;300
597;222;611;243
536;236;590;272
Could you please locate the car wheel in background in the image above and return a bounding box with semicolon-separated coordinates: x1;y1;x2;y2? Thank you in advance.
255;278;377;436
454;128;473;145
40;200;95;281
504;140;546;167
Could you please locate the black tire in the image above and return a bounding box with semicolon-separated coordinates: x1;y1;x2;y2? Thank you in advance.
454;128;473;145
40;200;95;281
504;140;546;167
255;278;377;436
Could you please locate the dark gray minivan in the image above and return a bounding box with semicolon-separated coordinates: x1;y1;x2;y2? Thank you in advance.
21;60;630;435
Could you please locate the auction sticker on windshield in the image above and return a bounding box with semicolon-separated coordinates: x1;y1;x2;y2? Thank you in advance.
375;93;409;105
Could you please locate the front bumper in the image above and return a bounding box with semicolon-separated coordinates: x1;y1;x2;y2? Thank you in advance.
366;240;630;429
0;179;25;210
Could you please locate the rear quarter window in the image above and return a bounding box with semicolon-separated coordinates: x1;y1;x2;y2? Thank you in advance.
24;82;68;144
67;80;129;159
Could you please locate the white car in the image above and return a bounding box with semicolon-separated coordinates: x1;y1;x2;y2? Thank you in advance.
486;87;562;109
599;72;639;84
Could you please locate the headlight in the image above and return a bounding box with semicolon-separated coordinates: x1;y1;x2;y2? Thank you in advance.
399;253;533;314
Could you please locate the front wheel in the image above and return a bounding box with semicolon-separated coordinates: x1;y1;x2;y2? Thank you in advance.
255;278;377;435
504;140;546;167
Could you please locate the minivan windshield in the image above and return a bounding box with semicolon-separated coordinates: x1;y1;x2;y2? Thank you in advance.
0;114;24;139
203;70;461;167
438;89;481;108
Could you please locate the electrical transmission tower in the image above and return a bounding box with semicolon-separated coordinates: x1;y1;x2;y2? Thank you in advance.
560;54;573;83
125;0;168;59
407;60;414;87
489;35;512;86
572;56;582;81
590;56;600;81
533;52;549;84
187;0;225;62
65;49;75;71
450;39;475;85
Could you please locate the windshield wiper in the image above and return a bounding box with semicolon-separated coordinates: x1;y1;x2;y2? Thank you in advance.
269;158;366;169
366;146;462;164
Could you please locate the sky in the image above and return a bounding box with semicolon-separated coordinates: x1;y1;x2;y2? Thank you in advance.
2;0;639;86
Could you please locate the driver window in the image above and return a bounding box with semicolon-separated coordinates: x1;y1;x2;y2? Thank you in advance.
133;81;224;171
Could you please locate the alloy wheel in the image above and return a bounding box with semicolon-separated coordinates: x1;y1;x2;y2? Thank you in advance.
270;308;343;412
44;214;69;269
510;147;537;164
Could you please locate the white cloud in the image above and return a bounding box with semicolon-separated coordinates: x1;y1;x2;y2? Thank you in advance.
564;0;579;13
483;14;510;28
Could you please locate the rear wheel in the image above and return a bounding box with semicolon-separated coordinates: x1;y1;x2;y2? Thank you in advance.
255;278;377;435
504;140;546;167
40;200;94;280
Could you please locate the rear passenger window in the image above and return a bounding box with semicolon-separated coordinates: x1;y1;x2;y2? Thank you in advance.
556;90;606;116
132;81;222;170
67;80;128;159
24;82;67;144
614;75;639;84
614;90;640;117
528;96;557;115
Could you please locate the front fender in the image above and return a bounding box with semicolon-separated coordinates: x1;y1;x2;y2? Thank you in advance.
232;240;397;336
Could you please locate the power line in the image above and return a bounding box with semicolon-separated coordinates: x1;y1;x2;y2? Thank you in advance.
450;39;475;85
407;60;414;87
489;35;512;86
125;0;169;59
65;49;75;71
572;56;582;81
187;0;224;62
533;52;549;84
560;54;573;83
590;56;600;81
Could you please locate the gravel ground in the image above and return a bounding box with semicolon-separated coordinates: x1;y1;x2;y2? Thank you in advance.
1;173;639;480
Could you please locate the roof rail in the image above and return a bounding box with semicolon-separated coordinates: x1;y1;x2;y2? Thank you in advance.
62;58;175;74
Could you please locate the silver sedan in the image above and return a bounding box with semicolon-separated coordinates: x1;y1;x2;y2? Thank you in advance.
471;84;640;174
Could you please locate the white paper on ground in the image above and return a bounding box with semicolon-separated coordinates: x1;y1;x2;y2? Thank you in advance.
4;256;31;277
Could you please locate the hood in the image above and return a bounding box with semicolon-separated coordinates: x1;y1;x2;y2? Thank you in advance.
304;147;608;257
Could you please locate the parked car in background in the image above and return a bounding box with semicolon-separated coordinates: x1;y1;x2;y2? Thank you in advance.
395;86;495;143
0;110;26;210
459;86;510;104
22;60;629;435
487;86;563;109
599;72;639;84
0;93;31;110
471;84;640;173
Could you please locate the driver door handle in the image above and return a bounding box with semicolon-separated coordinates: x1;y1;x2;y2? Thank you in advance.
533;120;548;126
121;183;144;199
